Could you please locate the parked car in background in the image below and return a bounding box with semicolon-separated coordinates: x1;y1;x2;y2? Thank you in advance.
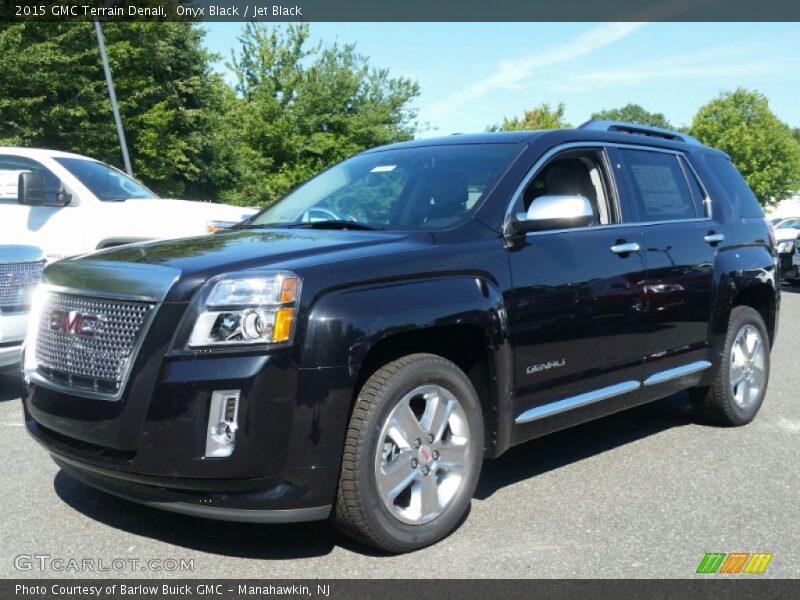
21;122;778;552
774;217;800;283
0;148;256;260
0;246;45;370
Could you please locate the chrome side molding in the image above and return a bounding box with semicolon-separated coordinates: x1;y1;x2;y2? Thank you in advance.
515;380;641;424
643;360;712;386
515;360;714;425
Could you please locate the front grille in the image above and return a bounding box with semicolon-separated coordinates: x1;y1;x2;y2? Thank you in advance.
34;292;154;395
0;261;45;310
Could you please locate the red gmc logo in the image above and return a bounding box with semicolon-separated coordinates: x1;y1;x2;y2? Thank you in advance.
49;310;102;337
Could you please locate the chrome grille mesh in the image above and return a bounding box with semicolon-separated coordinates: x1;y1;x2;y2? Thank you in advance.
0;261;45;309
34;292;153;392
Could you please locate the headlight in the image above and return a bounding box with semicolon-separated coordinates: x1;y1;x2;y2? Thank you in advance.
777;240;795;254
187;271;300;348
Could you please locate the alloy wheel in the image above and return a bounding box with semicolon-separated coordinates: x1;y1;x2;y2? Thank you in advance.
729;324;766;409
374;384;471;525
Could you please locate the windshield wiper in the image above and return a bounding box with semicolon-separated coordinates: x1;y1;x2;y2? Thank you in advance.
284;220;382;231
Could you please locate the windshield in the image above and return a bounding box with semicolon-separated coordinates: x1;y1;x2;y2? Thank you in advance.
55;157;157;201
248;144;521;231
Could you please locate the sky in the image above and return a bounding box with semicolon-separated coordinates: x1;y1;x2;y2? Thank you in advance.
203;22;800;137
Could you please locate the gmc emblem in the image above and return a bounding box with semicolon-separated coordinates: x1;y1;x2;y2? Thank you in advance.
49;310;102;337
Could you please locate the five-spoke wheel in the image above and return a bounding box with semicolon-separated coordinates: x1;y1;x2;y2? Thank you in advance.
375;384;471;525
334;354;484;553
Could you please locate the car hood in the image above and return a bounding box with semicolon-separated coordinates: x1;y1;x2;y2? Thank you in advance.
51;228;432;302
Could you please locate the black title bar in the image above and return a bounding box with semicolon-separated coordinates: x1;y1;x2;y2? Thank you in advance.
4;0;800;22
6;579;800;600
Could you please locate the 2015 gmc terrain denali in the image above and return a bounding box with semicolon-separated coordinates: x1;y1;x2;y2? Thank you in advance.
21;122;778;552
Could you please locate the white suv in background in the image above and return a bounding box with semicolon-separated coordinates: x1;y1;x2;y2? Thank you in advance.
0;148;256;260
0;245;45;370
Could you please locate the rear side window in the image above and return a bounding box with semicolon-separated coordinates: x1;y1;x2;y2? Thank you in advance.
618;149;697;222
703;155;764;218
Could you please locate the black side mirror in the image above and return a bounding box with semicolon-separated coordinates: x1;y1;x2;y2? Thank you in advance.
18;171;47;206
17;171;71;206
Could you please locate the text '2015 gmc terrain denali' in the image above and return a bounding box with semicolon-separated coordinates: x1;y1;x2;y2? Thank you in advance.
22;122;779;552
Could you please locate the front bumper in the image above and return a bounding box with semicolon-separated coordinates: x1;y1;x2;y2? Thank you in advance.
23;345;355;519
0;311;28;369
54;453;332;523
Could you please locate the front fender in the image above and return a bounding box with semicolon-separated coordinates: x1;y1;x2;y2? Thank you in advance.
300;275;508;372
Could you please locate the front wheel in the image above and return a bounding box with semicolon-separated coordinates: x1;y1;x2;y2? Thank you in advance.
333;353;484;553
691;306;771;426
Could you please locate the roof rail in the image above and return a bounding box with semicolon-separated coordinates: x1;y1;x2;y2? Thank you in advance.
578;120;702;145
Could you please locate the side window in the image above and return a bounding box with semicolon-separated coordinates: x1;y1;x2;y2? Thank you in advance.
0;155;61;203
679;157;709;217
618;149;697;222
523;150;613;227
704;155;763;218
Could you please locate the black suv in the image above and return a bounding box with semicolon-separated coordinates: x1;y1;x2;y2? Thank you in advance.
22;121;779;552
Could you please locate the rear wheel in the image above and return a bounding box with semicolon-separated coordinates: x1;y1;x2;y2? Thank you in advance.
333;353;484;553
691;306;770;425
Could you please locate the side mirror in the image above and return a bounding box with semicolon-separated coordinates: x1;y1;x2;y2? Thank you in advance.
511;195;595;233
17;171;71;207
17;171;47;206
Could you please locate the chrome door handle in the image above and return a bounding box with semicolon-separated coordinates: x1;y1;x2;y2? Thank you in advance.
704;233;725;244
610;242;640;254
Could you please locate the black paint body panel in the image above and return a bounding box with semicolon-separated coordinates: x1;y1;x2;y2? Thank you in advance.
22;129;779;517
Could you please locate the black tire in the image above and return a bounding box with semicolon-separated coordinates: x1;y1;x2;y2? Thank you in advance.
691;306;770;426
333;353;484;553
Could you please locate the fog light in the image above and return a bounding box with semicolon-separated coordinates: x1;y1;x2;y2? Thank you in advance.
205;390;240;458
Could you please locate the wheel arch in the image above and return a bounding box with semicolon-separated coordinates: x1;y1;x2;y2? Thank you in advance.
300;275;514;457
712;246;779;349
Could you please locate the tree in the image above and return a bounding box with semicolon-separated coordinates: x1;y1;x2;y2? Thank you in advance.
691;89;800;205
224;23;420;206
591;103;673;129
0;22;233;199
490;102;570;132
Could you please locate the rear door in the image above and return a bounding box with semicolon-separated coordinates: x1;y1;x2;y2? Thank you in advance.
612;146;718;394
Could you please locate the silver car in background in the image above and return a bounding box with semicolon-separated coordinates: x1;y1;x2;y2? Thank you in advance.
0;246;45;370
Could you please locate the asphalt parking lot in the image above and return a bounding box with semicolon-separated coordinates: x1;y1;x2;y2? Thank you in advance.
1;287;798;579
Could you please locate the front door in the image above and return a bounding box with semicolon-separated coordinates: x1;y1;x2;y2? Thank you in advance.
505;147;647;431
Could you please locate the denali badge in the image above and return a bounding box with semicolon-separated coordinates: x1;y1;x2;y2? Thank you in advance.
49;310;102;337
527;359;566;375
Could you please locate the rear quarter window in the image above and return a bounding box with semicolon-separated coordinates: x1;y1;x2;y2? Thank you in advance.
703;155;764;218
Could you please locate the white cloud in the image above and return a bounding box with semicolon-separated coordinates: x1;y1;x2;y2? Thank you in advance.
426;22;646;117
546;46;783;93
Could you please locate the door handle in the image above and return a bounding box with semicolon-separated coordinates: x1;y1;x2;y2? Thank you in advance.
610;242;640;254
704;233;725;244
